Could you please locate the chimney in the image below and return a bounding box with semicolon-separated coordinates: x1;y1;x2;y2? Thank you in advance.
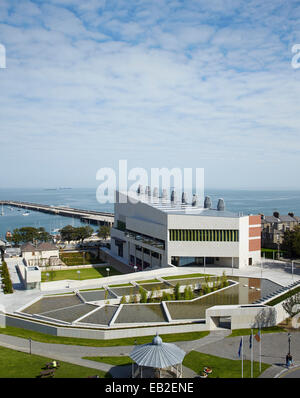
137;185;143;195
217;198;225;211
171;190;177;203
192;194;198;207
204;196;212;209
181;192;188;204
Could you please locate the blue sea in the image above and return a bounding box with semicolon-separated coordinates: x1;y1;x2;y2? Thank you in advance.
1;187;300;239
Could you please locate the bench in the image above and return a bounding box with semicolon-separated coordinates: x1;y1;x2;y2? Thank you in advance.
38;369;56;378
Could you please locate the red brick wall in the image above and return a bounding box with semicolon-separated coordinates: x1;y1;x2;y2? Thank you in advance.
249;215;261;225
249;238;261;251
249;226;261;237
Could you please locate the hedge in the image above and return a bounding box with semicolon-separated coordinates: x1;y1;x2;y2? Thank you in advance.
0;261;13;294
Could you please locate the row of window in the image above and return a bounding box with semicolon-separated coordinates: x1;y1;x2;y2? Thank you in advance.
169;229;239;242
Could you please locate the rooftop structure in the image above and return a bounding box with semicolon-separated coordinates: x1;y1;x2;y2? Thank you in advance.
110;189;261;270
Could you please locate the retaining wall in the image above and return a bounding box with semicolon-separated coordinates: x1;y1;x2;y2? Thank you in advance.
5;313;207;339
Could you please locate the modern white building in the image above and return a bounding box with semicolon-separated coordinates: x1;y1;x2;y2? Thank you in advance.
110;189;261;270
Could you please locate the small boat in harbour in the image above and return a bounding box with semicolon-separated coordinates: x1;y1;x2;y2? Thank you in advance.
22;211;30;216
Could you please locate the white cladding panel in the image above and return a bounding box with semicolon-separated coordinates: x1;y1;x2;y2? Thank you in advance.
168;241;240;257
167;214;240;229
239;216;250;268
126;217;166;240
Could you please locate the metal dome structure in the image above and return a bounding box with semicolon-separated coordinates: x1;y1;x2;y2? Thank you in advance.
130;333;186;378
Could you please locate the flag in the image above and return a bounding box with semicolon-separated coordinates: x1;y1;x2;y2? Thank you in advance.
255;330;261;342
238;338;243;358
249;333;252;349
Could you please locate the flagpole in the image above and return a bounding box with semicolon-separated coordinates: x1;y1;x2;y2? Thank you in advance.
259;327;261;373
242;336;243;378
251;329;253;378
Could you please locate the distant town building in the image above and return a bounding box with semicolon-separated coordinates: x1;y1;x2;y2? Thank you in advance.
110;190;261;270
21;242;60;267
261;212;300;249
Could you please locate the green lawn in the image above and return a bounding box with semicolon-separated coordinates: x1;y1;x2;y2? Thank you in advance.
108;283;133;287
163;273;212;280
41;266;121;282
0;346;110;378
0;326;209;347
83;356;133;366
183;351;270;378
228;326;285;338
60;251;103;266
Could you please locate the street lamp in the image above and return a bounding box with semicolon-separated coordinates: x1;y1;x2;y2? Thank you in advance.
106;267;110;277
29;338;32;355
288;333;291;355
77;270;81;280
277;234;280;260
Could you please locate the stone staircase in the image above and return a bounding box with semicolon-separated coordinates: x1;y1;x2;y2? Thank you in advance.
253;280;300;304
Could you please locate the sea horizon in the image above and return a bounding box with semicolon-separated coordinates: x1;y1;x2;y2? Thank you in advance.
1;187;300;239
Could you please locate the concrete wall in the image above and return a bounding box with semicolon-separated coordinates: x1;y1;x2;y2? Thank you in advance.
206;305;277;330
0;305;6;328
4;313;206;339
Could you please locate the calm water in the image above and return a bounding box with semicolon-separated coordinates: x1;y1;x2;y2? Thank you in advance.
1;187;300;239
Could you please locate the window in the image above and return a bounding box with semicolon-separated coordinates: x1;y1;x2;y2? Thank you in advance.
169;229;239;242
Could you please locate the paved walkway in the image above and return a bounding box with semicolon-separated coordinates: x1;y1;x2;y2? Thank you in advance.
3;328;296;378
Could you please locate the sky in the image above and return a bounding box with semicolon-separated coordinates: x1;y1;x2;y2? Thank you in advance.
0;0;300;190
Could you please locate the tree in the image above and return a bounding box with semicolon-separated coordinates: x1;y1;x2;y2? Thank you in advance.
60;225;76;243
76;226;94;242
8;227;52;245
281;226;300;258
37;227;52;242
98;225;111;240
282;293;300;318
139;287;148;303
174;283;181;300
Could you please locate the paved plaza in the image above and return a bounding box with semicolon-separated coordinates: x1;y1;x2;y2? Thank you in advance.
1;258;300;378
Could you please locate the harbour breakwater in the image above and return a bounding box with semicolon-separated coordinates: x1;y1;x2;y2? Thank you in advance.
0;200;114;227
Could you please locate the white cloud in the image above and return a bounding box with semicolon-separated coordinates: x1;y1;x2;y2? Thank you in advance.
0;0;300;189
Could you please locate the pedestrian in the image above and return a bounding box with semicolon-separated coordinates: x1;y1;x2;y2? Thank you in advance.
286;354;292;368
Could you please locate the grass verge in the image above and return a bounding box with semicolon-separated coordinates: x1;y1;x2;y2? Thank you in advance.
83;356;133;366
41;266;121;282
163;273;211;280
183;350;270;378
227;326;285;337
0;326;209;347
0;346;110;378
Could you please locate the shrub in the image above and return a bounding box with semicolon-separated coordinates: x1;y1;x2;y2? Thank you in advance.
1;262;13;294
174;283;181;300
139;287;148;303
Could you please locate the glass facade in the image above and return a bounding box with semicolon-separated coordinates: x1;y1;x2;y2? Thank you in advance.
169;229;239;242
